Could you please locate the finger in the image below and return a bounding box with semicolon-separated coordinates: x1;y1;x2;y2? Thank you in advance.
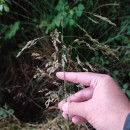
62;112;69;120
58;99;66;110
72;116;87;124
62;112;86;124
58;87;93;110
62;101;90;119
56;72;101;88
62;112;74;119
66;87;93;102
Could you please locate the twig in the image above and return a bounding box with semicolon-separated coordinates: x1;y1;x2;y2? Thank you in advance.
96;3;120;10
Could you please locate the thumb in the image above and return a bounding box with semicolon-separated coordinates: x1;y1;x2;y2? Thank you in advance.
62;101;90;119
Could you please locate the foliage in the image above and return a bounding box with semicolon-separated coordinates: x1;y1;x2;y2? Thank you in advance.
4;21;20;39
43;0;85;33
0;0;130;129
0;0;10;12
0;104;14;118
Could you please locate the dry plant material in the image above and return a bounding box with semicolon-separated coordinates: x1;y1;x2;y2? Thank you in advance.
76;56;94;72
74;39;95;51
16;36;47;58
45;91;59;108
93;14;116;26
77;24;100;44
31;53;43;60
88;12;116;26
87;16;99;24
33;67;49;79
45;60;59;75
99;44;119;59
50;29;61;52
96;3;119;10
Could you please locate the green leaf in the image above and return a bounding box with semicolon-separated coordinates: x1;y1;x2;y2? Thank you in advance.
5;21;20;39
55;18;61;27
3;112;7;118
0;108;7;117
63;17;69;26
38;20;48;28
45;23;55;34
55;0;68;12
69;19;75;26
69;10;74;16
3;4;9;12
75;4;84;17
55;0;64;11
78;3;85;11
55;4;62;12
0;108;4;116
126;90;130;98
7;109;14;115
4;103;8;110
54;14;62;27
123;83;129;89
0;0;5;4
76;10;82;17
0;4;3;11
113;70;119;76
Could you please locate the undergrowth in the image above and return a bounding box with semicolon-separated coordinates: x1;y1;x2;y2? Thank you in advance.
0;0;130;129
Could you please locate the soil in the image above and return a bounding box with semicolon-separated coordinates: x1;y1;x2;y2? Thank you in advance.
0;44;59;123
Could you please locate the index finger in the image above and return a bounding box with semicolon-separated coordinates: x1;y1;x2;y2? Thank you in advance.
56;72;103;88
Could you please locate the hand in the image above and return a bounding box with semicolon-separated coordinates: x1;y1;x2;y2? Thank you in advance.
56;72;130;130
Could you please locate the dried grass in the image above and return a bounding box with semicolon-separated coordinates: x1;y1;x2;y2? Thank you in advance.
12;11;118;130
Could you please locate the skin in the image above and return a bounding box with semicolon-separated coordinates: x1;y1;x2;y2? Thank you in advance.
56;72;130;130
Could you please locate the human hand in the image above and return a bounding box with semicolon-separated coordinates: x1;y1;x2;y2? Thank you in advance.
56;72;130;130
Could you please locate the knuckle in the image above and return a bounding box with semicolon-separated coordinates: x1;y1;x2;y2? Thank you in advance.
101;74;112;81
99;74;113;86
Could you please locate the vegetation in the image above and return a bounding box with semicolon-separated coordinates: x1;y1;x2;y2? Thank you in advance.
0;0;130;129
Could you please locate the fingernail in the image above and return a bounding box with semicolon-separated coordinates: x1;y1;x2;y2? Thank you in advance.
56;72;63;77
62;102;69;113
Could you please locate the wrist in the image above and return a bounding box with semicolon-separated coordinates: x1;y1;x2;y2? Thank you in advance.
114;109;130;130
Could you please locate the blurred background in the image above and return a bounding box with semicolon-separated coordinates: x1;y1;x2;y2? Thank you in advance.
0;0;130;129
